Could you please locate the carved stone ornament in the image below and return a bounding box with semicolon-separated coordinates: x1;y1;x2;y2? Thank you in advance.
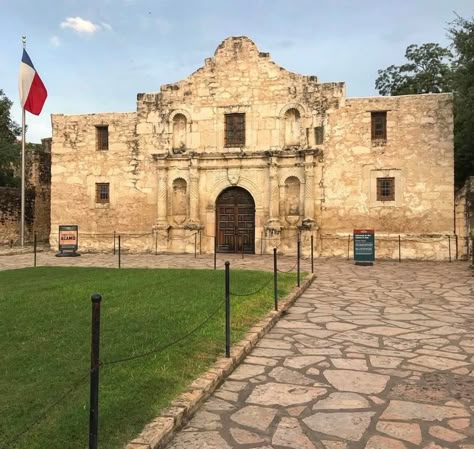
301;218;316;230
227;167;240;186
265;218;282;236
286;215;300;225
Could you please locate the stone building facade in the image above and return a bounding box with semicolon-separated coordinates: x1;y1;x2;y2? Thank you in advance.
455;176;474;261
50;37;455;259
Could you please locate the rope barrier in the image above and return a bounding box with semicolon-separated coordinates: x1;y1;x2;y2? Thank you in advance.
101;299;224;367
277;261;298;273
230;275;273;297
119;233;154;238
165;232;199;241
200;233;304;242
0;371;90;449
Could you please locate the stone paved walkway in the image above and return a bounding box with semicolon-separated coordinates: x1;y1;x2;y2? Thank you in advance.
160;260;474;449
0;251;302;272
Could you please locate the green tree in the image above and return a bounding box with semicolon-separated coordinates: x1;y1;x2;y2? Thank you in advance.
449;15;474;186
375;43;453;96
0;89;21;187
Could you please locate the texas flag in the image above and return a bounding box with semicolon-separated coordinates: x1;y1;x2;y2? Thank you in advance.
19;49;47;115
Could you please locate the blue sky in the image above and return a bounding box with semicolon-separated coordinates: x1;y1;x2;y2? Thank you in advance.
1;0;473;143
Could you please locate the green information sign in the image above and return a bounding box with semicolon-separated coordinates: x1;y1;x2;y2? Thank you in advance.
353;229;375;265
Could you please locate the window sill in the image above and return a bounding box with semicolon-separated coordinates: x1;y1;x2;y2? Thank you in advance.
95;203;111;209
370;201;397;208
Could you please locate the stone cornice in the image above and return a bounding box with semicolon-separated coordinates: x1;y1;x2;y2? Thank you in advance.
152;148;322;162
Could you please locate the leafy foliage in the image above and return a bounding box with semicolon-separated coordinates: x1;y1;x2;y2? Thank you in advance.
375;16;474;187
375;43;453;96
0;89;21;187
449;15;474;186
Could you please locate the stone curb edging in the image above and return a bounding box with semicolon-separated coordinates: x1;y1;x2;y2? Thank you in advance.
124;273;316;449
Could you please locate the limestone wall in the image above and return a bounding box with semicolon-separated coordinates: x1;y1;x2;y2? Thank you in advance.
50;112;158;249
135;36;345;154
320;233;453;261
455;176;474;260
320;94;454;259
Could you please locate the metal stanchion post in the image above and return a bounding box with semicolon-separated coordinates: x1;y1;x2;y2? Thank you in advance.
273;248;278;311
225;261;230;358
33;232;37;268
194;233;197;259
471;237;474;266
89;293;102;449
113;231;116;255
214;235;217;270
118;235;121;269
455;234;458;260
347;234;350;260
468;237;474;267
398;235;401;263
311;235;314;274
297;238;301;287
448;235;452;263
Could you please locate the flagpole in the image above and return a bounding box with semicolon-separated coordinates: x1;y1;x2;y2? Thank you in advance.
20;35;26;247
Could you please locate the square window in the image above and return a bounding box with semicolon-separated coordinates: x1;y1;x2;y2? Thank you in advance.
225;113;245;147
377;177;395;201
96;125;109;151
371;112;387;141
95;183;110;203
314;126;324;145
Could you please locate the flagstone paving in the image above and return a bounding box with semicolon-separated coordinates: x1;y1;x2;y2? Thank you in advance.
0;250;302;272
160;259;472;449
1;251;473;448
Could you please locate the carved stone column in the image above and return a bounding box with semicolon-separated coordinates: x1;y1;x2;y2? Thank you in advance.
268;159;280;221
189;170;200;223
156;166;169;228
278;183;286;221
264;157;282;253
303;154;315;221
187;157;202;228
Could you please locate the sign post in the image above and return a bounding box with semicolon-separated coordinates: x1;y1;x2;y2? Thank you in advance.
56;225;80;257
353;229;374;266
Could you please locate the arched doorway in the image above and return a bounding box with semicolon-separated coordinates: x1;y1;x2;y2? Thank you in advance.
216;187;255;253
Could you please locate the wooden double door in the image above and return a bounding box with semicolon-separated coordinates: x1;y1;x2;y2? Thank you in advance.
216;187;255;253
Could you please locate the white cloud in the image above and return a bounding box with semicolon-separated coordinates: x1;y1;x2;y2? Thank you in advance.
50;35;61;47
60;17;100;34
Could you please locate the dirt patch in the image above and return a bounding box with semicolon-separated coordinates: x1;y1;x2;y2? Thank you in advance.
389;372;474;404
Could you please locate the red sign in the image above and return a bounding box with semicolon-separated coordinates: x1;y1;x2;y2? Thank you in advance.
353;229;374;235
59;230;77;246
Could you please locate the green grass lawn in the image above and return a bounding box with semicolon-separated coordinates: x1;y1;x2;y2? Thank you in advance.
0;267;297;449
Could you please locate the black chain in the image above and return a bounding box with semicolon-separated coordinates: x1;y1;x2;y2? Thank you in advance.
230;275;273;297
101;300;223;367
